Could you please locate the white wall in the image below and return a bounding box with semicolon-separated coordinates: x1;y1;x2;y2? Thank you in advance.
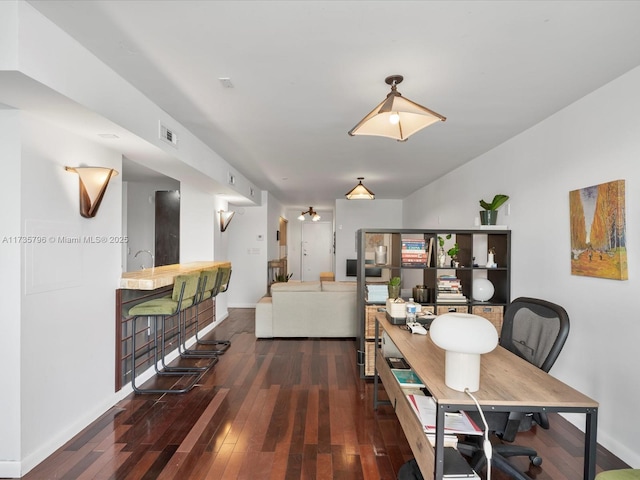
0;109;22;476
179;184;215;263
225;191;270;307
17;113;123;474
404;65;640;467
334;199;403;281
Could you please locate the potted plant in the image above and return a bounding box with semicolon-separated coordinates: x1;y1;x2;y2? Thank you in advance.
388;276;401;299
274;273;293;283
479;194;509;225
447;242;460;267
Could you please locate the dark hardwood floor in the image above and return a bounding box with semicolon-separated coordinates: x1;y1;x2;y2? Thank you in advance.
19;308;628;479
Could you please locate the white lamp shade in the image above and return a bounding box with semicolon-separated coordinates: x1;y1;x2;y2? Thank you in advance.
430;313;499;392
349;94;445;141
472;278;495;302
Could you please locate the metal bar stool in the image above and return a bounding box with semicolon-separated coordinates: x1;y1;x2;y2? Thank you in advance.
128;273;206;394
177;268;222;358
179;267;231;356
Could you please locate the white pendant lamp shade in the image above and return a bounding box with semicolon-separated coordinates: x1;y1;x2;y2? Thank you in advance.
345;177;374;200
430;313;498;392
348;75;446;142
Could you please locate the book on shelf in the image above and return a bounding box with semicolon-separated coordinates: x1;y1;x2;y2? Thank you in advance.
442;447;479;478
426;237;434;267
391;369;426;388
426;433;459;448
406;394;483;436
386;356;410;370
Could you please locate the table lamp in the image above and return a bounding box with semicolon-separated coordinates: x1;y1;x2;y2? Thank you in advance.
430;313;499;392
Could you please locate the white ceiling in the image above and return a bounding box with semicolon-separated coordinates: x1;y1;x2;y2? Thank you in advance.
27;0;640;209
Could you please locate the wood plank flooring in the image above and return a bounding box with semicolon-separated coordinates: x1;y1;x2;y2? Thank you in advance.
19;308;628;479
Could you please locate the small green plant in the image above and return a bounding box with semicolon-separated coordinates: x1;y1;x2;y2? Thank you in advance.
438;234;451;247
480;194;509;211
389;276;401;286
447;243;459;258
274;273;293;282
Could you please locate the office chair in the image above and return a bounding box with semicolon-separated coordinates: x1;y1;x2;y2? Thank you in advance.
460;297;570;480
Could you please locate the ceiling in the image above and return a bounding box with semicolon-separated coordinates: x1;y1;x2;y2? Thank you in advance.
26;1;640;210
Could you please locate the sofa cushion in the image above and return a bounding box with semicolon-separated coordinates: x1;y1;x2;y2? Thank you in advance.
321;281;357;292
271;281;321;292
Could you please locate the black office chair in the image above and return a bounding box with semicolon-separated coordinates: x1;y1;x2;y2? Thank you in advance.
460;297;570;480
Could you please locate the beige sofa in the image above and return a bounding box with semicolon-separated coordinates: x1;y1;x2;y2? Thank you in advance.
255;281;357;338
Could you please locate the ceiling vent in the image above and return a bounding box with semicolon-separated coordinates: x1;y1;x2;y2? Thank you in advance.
228;172;236;185
159;122;178;147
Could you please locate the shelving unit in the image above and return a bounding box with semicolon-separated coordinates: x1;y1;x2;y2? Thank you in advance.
356;228;511;378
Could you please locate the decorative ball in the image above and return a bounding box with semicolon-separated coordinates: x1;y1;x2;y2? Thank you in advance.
473;278;494;302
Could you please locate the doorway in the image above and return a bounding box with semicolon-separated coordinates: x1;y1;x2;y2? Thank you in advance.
301;222;333;281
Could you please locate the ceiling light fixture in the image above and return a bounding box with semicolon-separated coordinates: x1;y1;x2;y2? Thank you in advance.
298;207;321;222
348;75;446;142
345;177;374;200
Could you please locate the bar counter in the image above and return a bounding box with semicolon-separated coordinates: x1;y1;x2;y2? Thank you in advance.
120;261;231;290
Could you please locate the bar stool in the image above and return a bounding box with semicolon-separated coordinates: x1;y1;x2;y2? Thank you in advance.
128;273;205;394
179;266;231;356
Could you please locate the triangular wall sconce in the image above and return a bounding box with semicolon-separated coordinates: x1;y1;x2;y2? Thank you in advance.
219;210;235;232
65;166;118;218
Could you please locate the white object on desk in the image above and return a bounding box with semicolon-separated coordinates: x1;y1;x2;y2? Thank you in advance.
430;313;498;392
407;322;427;335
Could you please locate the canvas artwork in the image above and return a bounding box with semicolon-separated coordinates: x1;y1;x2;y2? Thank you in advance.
569;179;627;280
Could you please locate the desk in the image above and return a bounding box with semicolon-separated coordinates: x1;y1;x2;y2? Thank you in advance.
373;312;598;479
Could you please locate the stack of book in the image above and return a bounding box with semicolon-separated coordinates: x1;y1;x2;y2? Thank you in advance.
365;284;388;303
401;237;428;267
437;274;468;303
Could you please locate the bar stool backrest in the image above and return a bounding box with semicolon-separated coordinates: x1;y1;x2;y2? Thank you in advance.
172;274;199;306
217;266;231;294
198;268;219;302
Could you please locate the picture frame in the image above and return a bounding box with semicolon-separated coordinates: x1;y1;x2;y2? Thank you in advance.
569;179;627;280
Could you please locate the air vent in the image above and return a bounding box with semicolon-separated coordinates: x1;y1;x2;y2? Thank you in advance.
159;122;178;147
228;172;236;185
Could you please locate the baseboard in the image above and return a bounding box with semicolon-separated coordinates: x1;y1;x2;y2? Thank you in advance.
0;460;21;478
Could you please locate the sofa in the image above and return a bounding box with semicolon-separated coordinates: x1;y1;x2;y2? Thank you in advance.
255;280;357;338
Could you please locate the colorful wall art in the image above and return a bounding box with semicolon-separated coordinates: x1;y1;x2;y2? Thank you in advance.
569;179;627;280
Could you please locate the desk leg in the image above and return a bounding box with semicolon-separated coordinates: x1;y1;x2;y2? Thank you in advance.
434;405;445;479
584;407;598;480
373;320;380;408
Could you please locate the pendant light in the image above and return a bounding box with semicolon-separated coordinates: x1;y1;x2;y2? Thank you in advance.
348;75;446;142
345;177;374;200
298;207;321;221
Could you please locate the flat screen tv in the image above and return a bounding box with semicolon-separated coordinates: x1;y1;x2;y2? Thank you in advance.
346;259;382;277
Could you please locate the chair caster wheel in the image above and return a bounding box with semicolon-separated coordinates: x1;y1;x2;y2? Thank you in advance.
530;455;543;466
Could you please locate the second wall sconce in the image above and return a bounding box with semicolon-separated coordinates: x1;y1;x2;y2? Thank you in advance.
65;166;118;218
219;210;235;232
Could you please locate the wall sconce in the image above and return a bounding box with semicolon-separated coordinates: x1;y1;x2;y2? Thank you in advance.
219;210;235;232
298;207;321;221
65;166;118;218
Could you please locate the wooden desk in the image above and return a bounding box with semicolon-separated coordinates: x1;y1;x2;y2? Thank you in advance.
374;312;598;479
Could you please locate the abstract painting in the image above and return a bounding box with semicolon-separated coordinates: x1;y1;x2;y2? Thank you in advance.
569;179;627;280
